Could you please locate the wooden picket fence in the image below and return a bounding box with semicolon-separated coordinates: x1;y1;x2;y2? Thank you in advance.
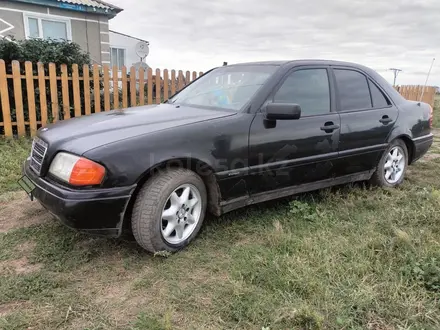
0;60;202;137
395;85;436;109
0;59;437;137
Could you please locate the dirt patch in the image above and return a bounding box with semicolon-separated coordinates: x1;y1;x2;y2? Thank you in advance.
366;312;396;330
0;301;29;317
0;256;42;275
94;281;134;306
73;276;151;327
423;153;440;161
0;191;50;233
16;241;37;254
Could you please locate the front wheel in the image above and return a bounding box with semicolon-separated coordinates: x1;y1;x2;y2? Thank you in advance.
370;139;408;187
131;168;207;253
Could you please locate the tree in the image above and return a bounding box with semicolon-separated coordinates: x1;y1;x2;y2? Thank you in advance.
0;38;96;133
0;38;90;68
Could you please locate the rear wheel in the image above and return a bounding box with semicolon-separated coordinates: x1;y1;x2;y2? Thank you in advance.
131;168;207;253
370;139;408;187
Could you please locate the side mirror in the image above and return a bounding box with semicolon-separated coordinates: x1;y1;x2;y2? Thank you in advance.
266;103;301;120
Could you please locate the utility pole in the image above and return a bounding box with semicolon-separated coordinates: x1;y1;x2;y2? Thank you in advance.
389;68;402;86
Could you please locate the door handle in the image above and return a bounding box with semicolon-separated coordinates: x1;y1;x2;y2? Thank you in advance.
379;116;393;124
320;122;340;132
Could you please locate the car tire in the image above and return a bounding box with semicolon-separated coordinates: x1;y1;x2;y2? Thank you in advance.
369;139;408;188
131;168;207;253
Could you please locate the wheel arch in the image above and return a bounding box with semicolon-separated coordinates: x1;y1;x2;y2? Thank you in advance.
386;125;416;164
389;134;415;164
123;158;222;231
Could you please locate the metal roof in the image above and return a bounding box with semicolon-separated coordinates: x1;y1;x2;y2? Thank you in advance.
109;30;149;44
57;0;122;11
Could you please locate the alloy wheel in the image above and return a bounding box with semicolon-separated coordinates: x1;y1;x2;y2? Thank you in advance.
384;146;406;184
161;184;202;244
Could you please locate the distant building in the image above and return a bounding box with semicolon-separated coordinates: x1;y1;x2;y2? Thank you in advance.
0;0;149;69
109;30;150;72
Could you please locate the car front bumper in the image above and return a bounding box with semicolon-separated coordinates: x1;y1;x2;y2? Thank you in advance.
23;159;137;237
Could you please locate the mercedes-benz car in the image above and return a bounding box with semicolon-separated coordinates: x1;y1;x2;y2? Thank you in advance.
21;60;434;253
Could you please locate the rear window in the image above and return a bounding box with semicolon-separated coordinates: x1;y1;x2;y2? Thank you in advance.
369;79;391;108
334;69;372;111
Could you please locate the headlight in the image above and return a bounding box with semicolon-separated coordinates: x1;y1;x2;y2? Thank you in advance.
49;152;106;186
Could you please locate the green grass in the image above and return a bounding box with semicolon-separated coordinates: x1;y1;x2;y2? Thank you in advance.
433;94;440;128
1;138;440;329
0;138;31;194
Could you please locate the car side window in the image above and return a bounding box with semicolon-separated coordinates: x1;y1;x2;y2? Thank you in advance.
273;69;330;116
334;69;372;111
369;79;391;108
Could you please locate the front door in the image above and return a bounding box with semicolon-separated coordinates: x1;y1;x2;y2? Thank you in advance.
248;67;340;195
331;68;398;176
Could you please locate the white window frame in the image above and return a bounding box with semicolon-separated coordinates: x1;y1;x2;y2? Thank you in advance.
23;12;72;41
110;46;127;70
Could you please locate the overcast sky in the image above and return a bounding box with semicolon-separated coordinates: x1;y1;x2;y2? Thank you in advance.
108;0;439;86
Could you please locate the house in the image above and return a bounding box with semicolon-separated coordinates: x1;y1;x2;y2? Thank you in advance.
0;0;147;67
109;30;150;72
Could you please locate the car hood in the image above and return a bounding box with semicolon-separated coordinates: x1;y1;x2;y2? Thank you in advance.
38;104;235;155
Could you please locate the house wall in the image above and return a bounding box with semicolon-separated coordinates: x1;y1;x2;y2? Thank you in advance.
109;31;147;68
0;1;110;64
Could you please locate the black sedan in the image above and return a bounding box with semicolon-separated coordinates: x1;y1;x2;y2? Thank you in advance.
21;60;434;253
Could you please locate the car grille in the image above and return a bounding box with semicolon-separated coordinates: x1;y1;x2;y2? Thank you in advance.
30;137;48;175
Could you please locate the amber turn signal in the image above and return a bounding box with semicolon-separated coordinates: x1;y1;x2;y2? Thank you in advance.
69;157;106;186
49;152;105;186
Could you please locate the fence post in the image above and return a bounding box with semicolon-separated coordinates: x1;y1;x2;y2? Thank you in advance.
139;68;145;106
61;64;70;119
185;71;190;87
103;64;111;111
130;66;137;107
192;71;197;81
0;60;12;137
12;61;25;136
155;69;161;104
113;65;119;109
177;70;184;91
37;63;48;126
400;86;406;99
121;66;128;108
25;61;37;136
147;68;153;105
93;64;101;113
72;64;81;117
170;70;176;96
83;65;91;115
48;63;58;122
163;69;169;102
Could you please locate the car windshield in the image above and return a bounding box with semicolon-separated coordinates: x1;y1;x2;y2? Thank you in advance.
168;65;278;111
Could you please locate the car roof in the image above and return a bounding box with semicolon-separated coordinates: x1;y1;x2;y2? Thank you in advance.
226;59;407;105
228;59;367;68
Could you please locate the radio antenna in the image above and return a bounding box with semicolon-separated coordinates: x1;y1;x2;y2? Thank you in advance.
420;57;435;102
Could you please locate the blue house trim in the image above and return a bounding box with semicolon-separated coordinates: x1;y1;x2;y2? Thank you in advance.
11;0;122;17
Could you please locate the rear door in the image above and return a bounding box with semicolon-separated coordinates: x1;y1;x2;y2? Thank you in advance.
248;66;341;195
331;67;398;176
